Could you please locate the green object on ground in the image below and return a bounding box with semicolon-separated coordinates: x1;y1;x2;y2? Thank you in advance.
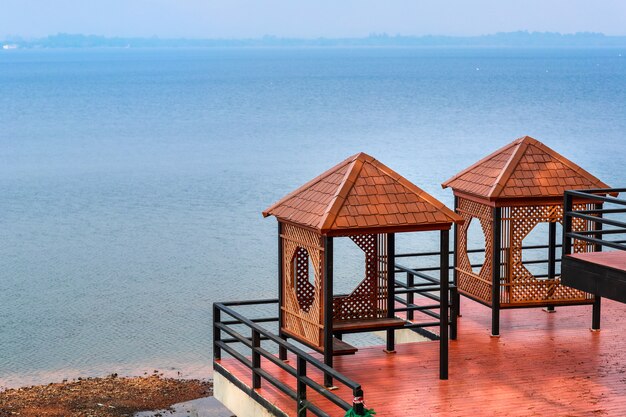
344;407;376;417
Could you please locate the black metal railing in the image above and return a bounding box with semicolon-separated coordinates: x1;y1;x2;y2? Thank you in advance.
393;262;457;339
213;299;365;417
564;188;626;253
397;244;562;276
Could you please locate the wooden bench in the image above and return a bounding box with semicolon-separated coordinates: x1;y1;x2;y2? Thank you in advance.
332;337;359;356
333;317;406;334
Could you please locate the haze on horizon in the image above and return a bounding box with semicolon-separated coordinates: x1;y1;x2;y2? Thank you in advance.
2;0;626;39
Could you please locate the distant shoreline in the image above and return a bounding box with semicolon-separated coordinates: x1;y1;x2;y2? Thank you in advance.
4;31;626;49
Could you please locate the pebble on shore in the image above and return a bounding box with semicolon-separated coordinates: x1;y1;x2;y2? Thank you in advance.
0;373;212;417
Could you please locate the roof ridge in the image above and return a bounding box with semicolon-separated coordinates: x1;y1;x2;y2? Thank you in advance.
487;139;530;199
364;157;463;224
318;157;365;232
441;138;522;189
527;140;610;189
262;153;358;217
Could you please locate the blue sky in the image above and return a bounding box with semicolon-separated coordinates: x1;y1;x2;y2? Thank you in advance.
3;0;626;38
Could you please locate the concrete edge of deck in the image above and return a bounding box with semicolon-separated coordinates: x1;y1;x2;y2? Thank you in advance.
214;363;289;417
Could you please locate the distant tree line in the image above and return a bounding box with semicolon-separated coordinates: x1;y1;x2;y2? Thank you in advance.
3;31;626;48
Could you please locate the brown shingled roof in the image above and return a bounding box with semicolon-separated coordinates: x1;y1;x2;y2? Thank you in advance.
441;136;609;203
263;152;463;236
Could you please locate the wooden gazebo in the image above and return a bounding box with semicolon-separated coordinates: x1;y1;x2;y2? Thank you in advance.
263;152;462;381
442;136;610;336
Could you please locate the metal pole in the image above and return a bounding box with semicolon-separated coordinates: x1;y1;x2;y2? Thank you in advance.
592;202;603;331
297;356;307;417
278;222;288;360
545;221;556;312
323;236;334;387
440;229;450;380
252;329;261;389
352;388;365;416
492;207;501;337
385;233;396;353
562;192;573;256
407;271;414;321
213;304;221;360
453;195;461;319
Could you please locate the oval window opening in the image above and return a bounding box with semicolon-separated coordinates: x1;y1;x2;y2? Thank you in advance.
466;218;487;275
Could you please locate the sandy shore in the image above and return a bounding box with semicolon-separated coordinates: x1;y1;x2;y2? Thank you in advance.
0;373;212;417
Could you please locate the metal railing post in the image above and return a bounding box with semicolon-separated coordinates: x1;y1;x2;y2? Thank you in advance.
213;304;221;360
406;271;414;321
563;192;573;256
252;329;261;389
592;202;603;330
491;207;501;337
353;387;365;416
439;229;449;380
297;356;307;417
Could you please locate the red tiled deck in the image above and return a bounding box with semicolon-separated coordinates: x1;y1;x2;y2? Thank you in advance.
217;297;626;417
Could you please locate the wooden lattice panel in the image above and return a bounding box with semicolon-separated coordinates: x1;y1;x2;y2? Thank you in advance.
456;199;594;307
456;198;493;303
333;234;387;321
281;223;324;348
507;204;594;305
293;247;315;312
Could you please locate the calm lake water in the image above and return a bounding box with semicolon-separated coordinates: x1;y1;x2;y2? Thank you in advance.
0;47;625;387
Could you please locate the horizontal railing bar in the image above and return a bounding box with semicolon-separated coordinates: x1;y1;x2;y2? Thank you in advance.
573;229;626;236
222;336;271;344
395;304;441;312
216;322;253;348
566;212;626;229
219;299;279;307
303;401;332;417
302;376;352;410
216;341;253;368
576;208;626;215
415;308;440;320
256;347;297;377
567;187;626;194
215;302;361;390
395;264;439;282
566;233;626;251
395;286;445;294
254;366;297;401
222;317;279;325
403;322;442;329
395;243;564;259
417;291;440;302
565;190;626;205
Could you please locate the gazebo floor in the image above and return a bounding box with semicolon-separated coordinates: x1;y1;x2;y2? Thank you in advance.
216;297;626;417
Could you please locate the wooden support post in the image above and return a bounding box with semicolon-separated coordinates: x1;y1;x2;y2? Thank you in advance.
385;233;396;353
278;222;288;360
440;229;450;380
323;236;334;387
592;202;603;331
545;221;557;313
491;207;501;337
